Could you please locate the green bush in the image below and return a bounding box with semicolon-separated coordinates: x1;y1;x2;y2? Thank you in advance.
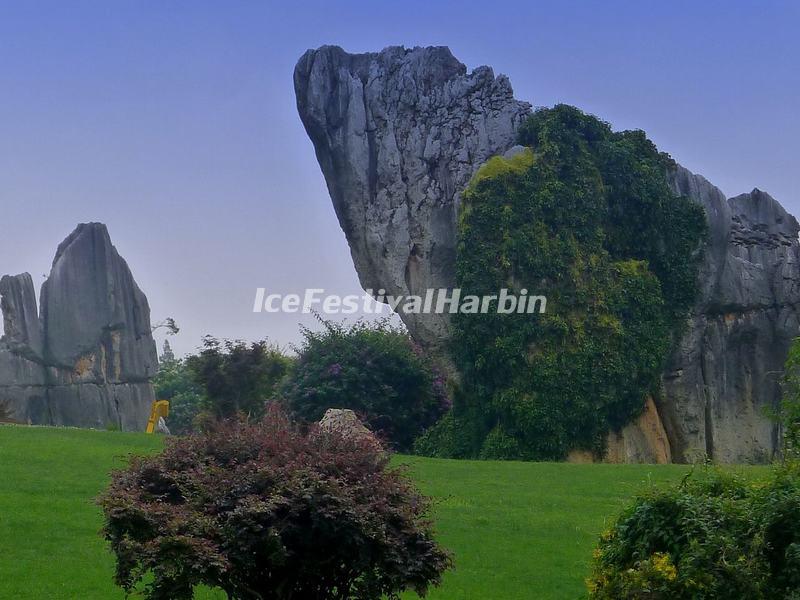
413;412;475;459
282;320;449;452
587;466;800;599
447;104;707;460
188;336;291;422
777;336;800;459
478;425;521;460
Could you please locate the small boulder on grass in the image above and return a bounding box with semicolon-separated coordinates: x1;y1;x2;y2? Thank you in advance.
318;408;383;452
98;406;451;600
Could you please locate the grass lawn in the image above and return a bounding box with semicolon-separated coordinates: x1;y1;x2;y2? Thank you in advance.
0;424;762;599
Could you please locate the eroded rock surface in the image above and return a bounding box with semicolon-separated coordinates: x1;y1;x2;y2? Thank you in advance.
0;223;157;430
662;173;800;463
295;45;800;463
318;408;382;451
295;45;530;348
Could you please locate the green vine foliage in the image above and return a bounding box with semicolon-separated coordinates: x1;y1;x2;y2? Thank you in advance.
425;105;707;460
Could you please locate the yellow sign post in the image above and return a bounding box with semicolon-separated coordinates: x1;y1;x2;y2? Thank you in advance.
145;400;170;434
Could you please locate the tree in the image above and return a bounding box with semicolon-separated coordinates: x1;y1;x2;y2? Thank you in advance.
98;408;452;600
160;339;175;363
151;317;180;336
187;336;291;421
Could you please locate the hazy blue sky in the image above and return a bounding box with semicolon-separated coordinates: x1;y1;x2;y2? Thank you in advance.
0;1;797;356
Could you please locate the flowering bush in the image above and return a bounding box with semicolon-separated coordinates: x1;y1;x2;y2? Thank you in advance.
587;466;800;599
98;408;451;600
281;319;449;451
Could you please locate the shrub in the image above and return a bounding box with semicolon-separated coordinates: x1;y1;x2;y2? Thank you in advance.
778;336;800;458
448;104;707;460
282;320;449;451
98;408;452;600
478;425;521;460
188;336;291;421
587;466;800;599
413;412;475;459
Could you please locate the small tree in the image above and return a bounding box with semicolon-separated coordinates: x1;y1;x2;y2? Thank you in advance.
188;336;291;421
98;408;452;600
281;320;449;451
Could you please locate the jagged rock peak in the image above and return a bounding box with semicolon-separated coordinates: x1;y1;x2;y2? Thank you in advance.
41;222;157;378
0;272;43;359
0;222;158;430
295;45;531;348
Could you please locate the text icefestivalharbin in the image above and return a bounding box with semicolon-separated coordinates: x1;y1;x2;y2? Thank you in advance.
252;288;547;315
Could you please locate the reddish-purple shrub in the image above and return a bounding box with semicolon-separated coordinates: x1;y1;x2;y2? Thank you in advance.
98;408;451;600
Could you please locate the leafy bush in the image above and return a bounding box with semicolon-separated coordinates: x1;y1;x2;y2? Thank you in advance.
282;320;450;451
98;408;452;600
447;104;707;460
188;336;291;421
587;466;800;599
777;336;800;458
413;412;476;459
152;355;205;435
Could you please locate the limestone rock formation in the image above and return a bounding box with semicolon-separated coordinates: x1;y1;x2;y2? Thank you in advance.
0;273;44;359
661;173;800;463
295;45;531;348
0;223;157;430
296;45;800;464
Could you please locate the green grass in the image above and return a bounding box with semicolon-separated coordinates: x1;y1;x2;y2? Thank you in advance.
0;424;763;599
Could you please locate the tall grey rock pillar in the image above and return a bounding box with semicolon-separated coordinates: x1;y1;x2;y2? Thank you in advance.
0;223;158;430
295;45;531;348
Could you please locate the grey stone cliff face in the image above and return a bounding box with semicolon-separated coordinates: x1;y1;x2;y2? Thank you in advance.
662;172;800;463
295;45;800;463
295;45;531;348
0;223;157;430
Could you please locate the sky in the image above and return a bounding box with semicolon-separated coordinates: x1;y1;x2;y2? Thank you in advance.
0;1;797;357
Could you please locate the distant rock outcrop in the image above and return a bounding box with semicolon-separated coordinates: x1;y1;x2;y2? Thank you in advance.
295;45;800;463
0;223;158;430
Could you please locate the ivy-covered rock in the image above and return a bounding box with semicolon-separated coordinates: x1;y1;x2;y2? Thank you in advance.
444;105;707;460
